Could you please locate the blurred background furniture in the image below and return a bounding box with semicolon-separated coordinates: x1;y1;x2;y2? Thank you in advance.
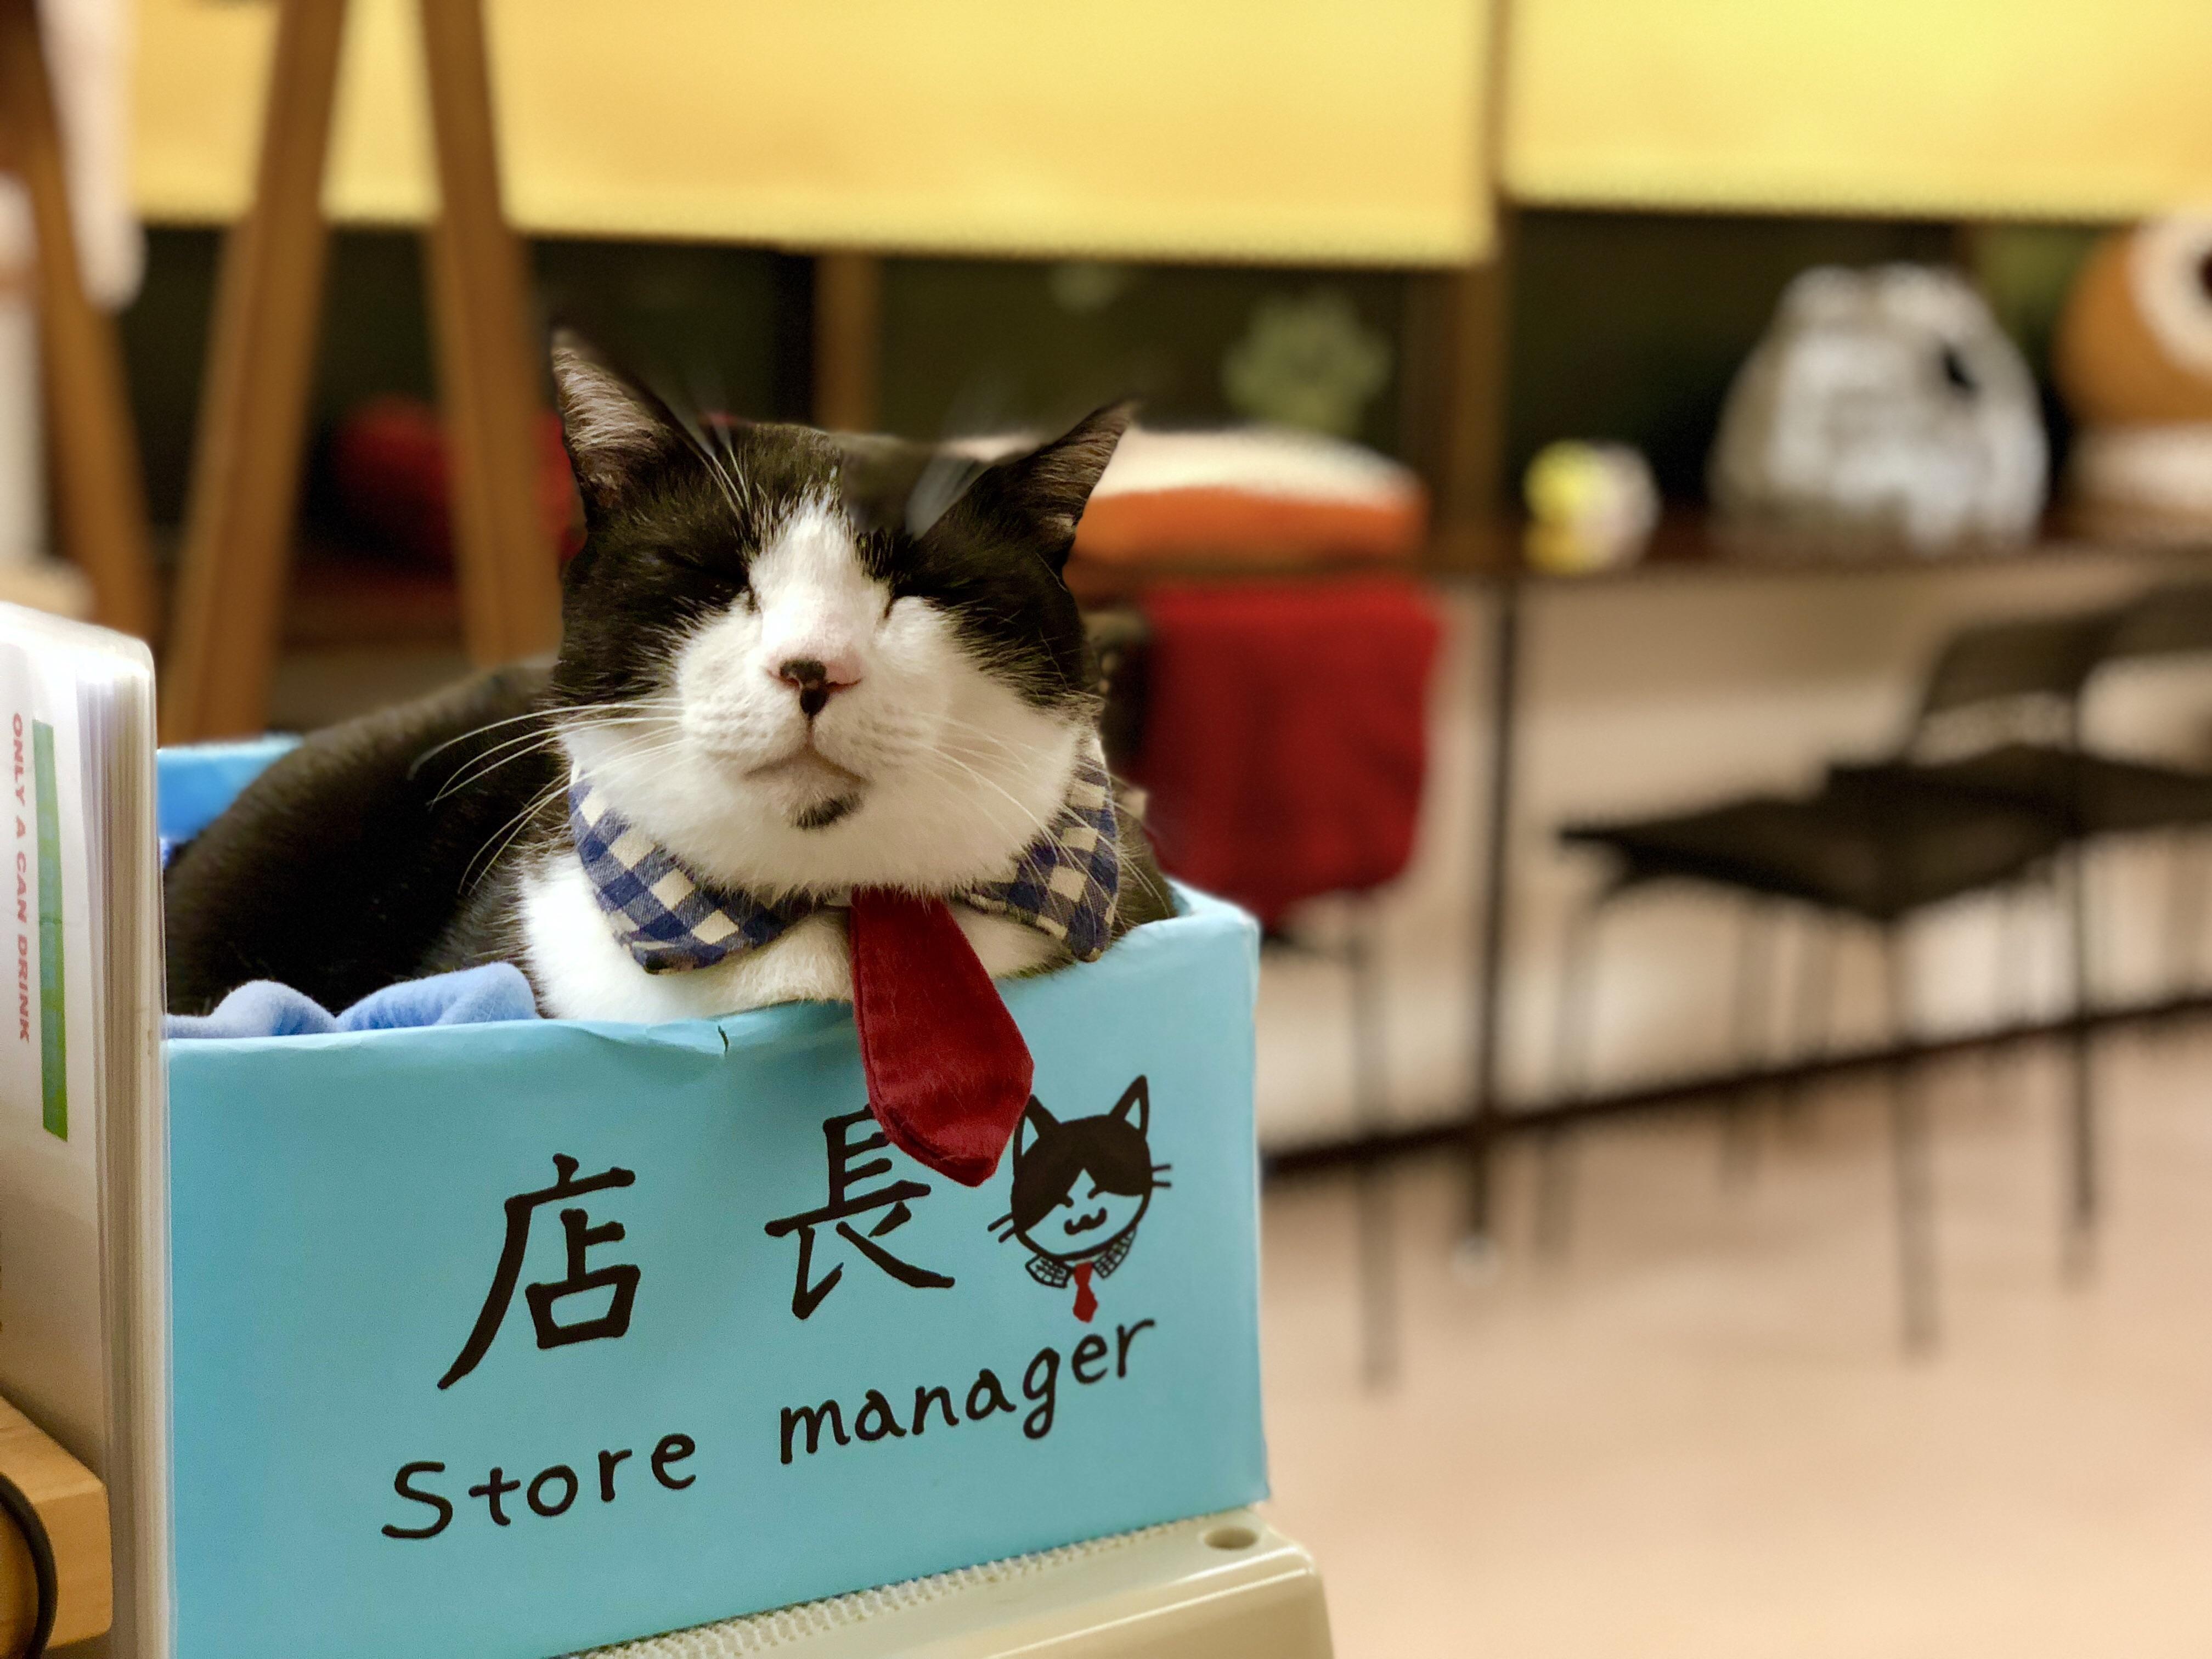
83;0;2212;1348
1448;547;2212;1273
1454;0;2212;1252
137;0;1491;733
1835;583;2212;994
1549;610;2124;1347
157;0;559;742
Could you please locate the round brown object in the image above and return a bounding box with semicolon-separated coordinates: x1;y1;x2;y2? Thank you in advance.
2054;218;2212;426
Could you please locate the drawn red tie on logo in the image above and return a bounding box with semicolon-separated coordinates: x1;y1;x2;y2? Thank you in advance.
1070;1260;1099;1323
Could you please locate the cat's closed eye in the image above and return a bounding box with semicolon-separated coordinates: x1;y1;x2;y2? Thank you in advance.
652;545;751;598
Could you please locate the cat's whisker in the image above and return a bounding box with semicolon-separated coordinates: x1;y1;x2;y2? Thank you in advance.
921;748;1062;841
582;733;698;782
432;742;563;806
408;707;553;772
420;714;682;804
928;710;1104;773
551;708;688;737
556;699;688;720
409;720;557;782
935;759;1067;823
461;774;569;895
410;696;684;778
431;729;578;805
544;716;685;752
588;733;694;768
932;726;1048;764
430;715;591;774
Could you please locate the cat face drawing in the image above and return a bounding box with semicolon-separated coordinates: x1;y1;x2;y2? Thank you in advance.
990;1076;1170;1323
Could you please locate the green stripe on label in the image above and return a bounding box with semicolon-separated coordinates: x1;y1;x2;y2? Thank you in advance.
34;720;64;1141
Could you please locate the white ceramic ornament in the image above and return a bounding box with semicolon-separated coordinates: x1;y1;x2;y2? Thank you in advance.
1709;264;2046;554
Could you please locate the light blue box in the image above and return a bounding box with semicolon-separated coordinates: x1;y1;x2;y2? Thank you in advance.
158;746;1267;1659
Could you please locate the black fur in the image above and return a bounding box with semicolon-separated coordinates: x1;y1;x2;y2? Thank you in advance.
163;335;1170;1015
162;665;560;1013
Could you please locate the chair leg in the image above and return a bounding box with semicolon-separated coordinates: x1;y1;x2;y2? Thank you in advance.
2162;830;2204;998
1982;881;2038;1113
1776;913;1835;1133
1346;895;1397;1387
1533;892;1604;1257
2063;846;2097;1278
1721;901;1775;1182
1993;882;2029;1030
1883;927;1939;1356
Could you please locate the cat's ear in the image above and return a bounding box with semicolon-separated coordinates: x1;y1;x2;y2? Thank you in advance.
1110;1075;1149;1137
550;328;689;514
1015;1097;1057;1162
988;402;1135;571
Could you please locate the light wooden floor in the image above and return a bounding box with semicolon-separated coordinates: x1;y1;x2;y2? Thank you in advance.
1260;1025;2212;1657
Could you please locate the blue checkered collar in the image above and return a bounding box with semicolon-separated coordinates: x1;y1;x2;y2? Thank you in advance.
567;742;1122;975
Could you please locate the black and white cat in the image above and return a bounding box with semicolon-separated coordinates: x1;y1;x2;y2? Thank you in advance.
163;332;1173;1019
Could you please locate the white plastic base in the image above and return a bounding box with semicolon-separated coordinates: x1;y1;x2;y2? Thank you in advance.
573;1510;1333;1658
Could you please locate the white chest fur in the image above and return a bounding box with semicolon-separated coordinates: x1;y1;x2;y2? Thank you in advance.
517;855;1060;1022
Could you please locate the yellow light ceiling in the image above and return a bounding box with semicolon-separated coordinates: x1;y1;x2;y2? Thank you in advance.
1506;0;2212;222
132;0;1493;266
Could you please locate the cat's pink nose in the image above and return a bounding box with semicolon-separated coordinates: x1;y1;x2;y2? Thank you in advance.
775;656;861;718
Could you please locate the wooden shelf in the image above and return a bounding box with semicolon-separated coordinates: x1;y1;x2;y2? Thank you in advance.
267;512;2212;656
1431;511;2212;585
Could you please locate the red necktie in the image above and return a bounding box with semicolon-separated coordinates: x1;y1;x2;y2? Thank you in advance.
848;888;1035;1187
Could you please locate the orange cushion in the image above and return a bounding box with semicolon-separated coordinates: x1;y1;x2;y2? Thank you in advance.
1075;486;1425;564
1070;426;1428;567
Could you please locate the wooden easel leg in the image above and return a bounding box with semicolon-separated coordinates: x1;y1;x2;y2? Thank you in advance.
417;0;560;666
812;252;882;433
161;0;349;741
0;0;157;640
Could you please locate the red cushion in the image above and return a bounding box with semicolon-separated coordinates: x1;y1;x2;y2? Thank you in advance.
1128;578;1442;924
329;395;583;566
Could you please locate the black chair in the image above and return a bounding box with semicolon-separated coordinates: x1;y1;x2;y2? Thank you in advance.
1824;583;2212;1252
1544;608;2119;1351
1837;582;2212;975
